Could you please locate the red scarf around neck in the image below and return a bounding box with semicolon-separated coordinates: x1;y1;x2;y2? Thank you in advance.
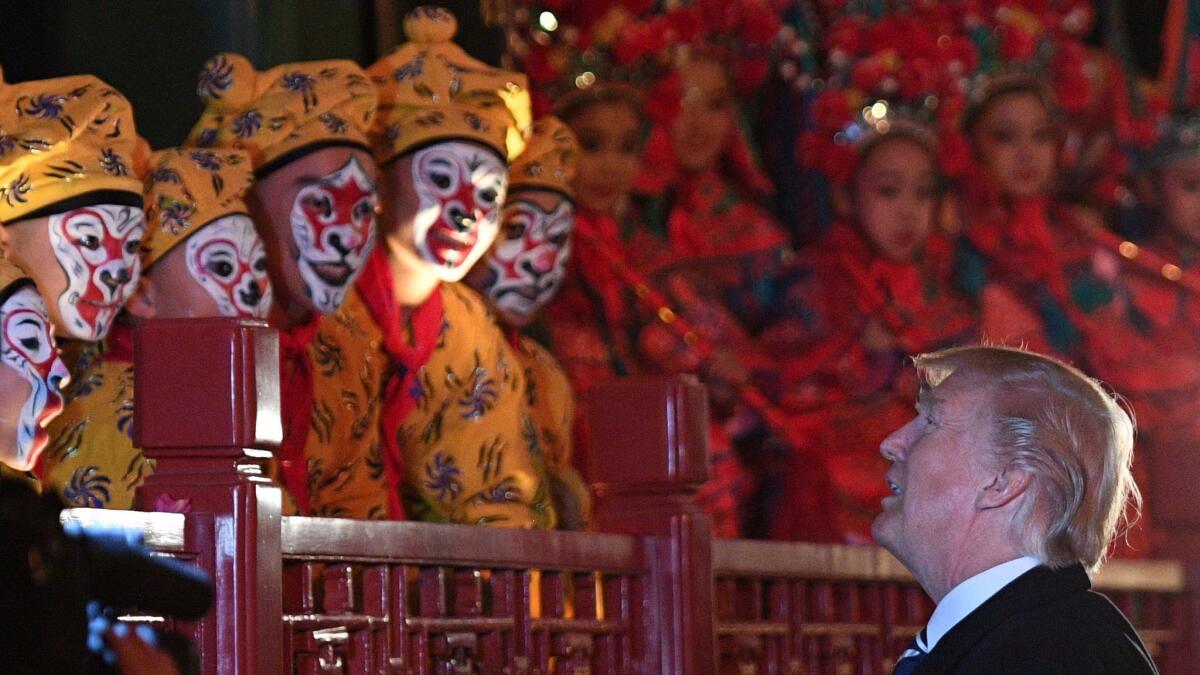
276;312;321;513
355;248;444;519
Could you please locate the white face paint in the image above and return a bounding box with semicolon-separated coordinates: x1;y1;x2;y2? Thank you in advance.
411;142;508;282
185;214;273;319
1;287;68;470
48;204;146;340
289;156;378;313
483;198;574;324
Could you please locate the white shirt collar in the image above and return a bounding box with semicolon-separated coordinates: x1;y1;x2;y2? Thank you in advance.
919;556;1042;652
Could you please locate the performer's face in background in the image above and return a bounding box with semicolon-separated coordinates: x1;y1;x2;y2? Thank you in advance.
971;91;1057;201
568;102;642;216
1158;155;1200;246
249;147;378;317
0;286;67;472
1;204;145;341
671;56;733;173
384;141;508;283
854;136;937;262
468;190;574;328
131;215;273;320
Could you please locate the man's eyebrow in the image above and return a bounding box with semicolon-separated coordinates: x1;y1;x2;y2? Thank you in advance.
916;387;943;413
294;174;329;186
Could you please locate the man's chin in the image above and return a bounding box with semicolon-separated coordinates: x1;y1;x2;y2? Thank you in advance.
870;512;898;551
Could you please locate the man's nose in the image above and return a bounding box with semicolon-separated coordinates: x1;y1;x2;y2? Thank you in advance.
879;426;909;462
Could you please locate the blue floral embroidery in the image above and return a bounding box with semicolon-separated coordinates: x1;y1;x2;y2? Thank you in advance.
319;112;347;134
158;197;195;234
195;127;219;147
479;478;520;504
282;71;317;93
423;452;462;502
150;166;182;184
458;367;498;420
197;54;235;100
281;71;318;111
189;150;221;171
99;148;127;176
63;467;112;508
393;57;424;81
522;415;541;458
232;110;262;138
20;93;67;119
0;174;31;207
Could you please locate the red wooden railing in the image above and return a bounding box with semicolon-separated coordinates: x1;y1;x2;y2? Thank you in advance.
54;318;1197;674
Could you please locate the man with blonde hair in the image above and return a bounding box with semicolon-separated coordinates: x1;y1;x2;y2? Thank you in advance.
874;345;1156;674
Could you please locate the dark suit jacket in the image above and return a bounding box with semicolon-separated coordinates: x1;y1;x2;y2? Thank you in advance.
913;563;1158;674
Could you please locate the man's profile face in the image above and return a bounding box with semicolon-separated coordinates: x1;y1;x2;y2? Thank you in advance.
871;371;994;576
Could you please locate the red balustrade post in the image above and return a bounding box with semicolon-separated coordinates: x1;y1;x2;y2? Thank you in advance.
587;375;716;674
132;317;284;675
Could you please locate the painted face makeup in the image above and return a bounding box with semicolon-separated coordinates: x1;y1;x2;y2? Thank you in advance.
48;204;146;340
412;142;508;282
185;214;273;319
290;156;378;312
483;198;574;324
1;287;68;469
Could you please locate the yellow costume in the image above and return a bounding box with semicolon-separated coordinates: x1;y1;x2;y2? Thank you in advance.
515;334;590;528
0;71;143;507
356;7;552;526
491;116;590;526
353;277;554;526
302;293;389;518
43;148;260;509
43;337;143;508
186;53;387;518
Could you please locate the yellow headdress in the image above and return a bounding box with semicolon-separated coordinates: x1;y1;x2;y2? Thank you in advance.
367;6;531;164
0;69;143;224
141;147;256;268
509;116;577;198
186;54;377;174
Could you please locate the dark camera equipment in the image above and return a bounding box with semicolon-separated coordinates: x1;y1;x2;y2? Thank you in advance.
0;476;213;674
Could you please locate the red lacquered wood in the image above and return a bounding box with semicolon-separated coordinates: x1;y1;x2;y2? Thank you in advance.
133;318;283;675
588;376;717;674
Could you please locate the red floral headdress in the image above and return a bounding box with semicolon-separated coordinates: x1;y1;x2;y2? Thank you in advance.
508;0;783;118
798;7;978;186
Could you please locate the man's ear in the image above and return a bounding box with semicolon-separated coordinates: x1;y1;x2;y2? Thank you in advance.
124;275;157;320
976;466;1033;511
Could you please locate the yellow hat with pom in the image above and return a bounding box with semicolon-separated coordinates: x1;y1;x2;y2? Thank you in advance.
186;54;377;175
509;116;577;198
141;147;256;268
0;68;143;224
367;6;531;164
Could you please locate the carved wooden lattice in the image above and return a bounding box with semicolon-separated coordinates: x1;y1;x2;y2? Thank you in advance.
280;518;647;674
713;540;1189;675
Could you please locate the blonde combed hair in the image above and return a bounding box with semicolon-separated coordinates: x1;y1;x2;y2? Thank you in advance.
913;346;1140;571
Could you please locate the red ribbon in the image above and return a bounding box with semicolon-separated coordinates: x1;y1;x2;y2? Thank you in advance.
275;313;320;514
355;248;444;520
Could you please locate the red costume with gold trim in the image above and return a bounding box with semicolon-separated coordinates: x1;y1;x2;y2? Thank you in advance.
771;222;978;543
